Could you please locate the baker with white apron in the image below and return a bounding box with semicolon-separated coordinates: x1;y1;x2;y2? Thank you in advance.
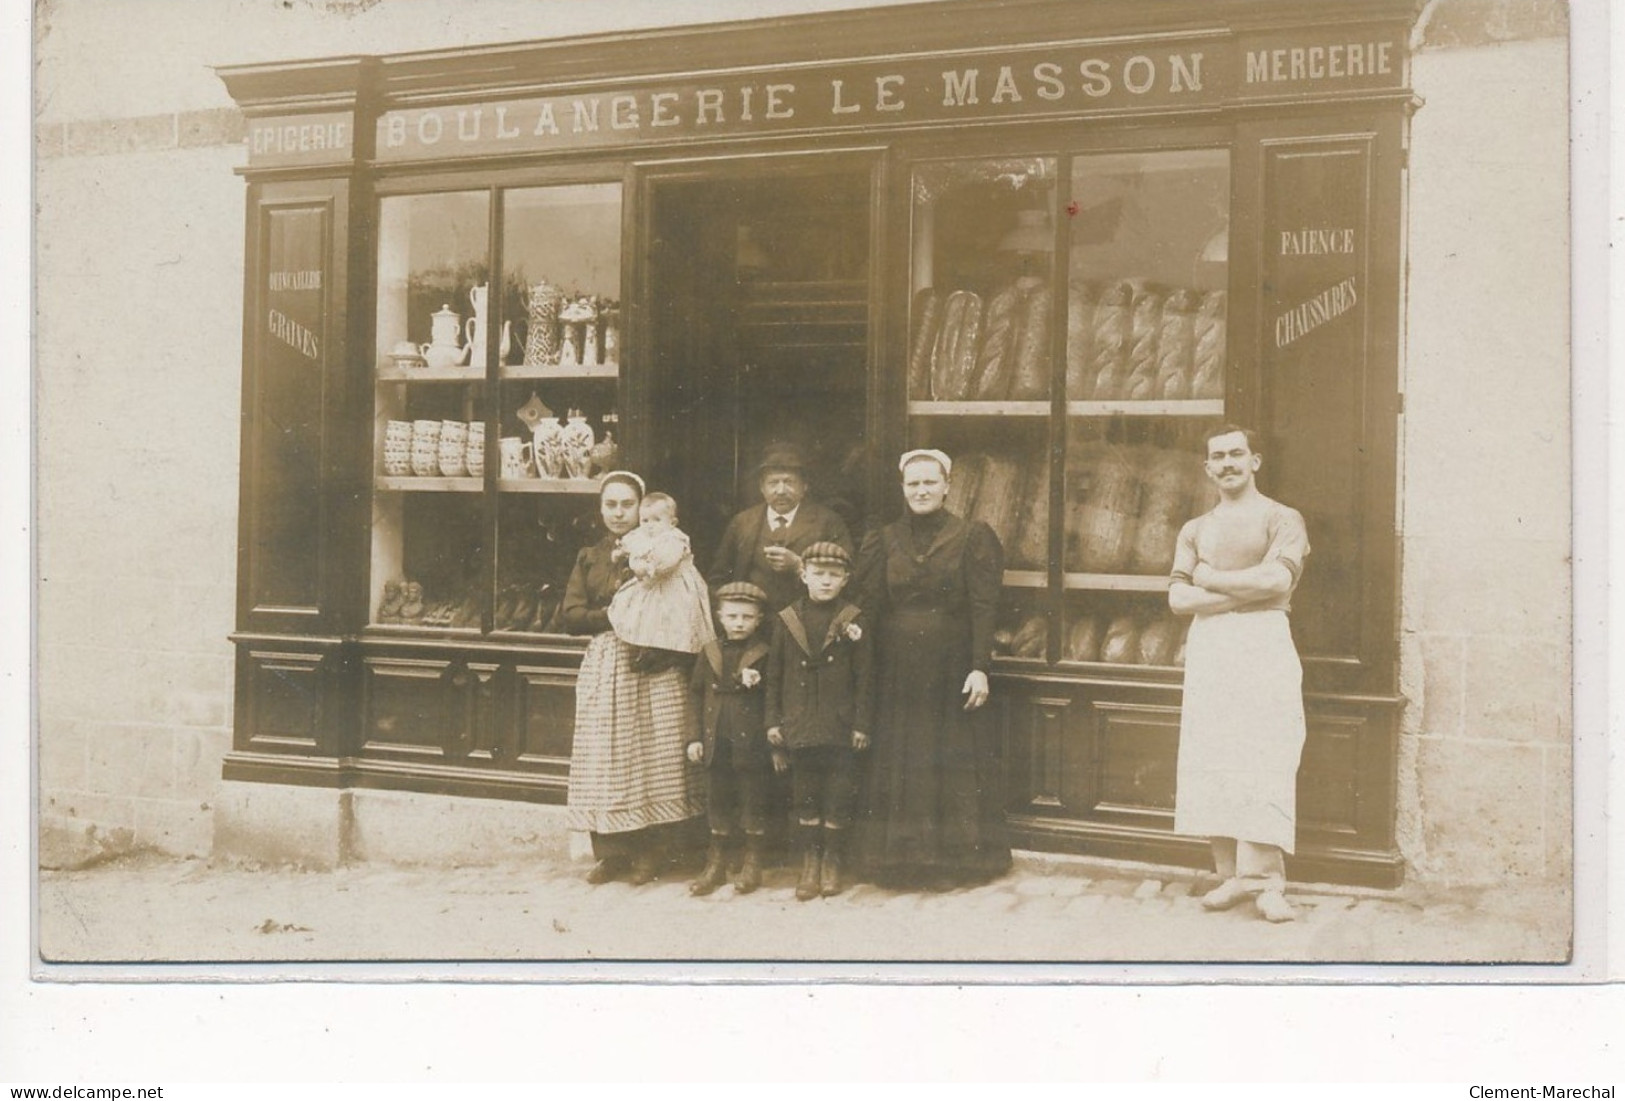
1169;425;1310;924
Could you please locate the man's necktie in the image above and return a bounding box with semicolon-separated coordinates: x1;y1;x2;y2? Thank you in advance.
772;515;788;531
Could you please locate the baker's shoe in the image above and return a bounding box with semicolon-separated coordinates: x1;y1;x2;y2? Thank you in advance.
733;836;764;895
1255;889;1297;923
1199;877;1258;912
689;838;729;897
795;847;822;902
585;856;626;886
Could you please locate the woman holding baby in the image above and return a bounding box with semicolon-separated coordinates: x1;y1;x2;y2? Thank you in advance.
562;470;712;885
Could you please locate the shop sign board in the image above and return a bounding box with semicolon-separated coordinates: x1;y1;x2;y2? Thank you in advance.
263;23;1401;167
238;25;1408;168
249;204;329;613
1259;136;1372;663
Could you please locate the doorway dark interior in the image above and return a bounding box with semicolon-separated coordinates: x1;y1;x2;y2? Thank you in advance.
646;168;870;573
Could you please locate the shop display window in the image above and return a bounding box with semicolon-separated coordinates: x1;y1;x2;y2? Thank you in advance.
369;182;624;633
908;149;1229;667
494;183;623;634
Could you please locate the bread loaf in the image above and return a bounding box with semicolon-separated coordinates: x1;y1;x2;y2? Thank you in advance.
1009;278;1053;400
971;282;1022;399
1191;290;1226;399
1010;453;1050;570
1075;445;1140;572
952;292;984;400
944;451;987;517
1065;281;1097;399
1089;282;1133;399
1131;448;1192;574
1010;613;1048;659
931;291;968;400
1154;289;1197;400
1100;615;1139;663
992;628;1016;657
970;451;1023;553
1123;288;1165;401
908;289;942;401
1137;614;1180;666
1064;615;1101;663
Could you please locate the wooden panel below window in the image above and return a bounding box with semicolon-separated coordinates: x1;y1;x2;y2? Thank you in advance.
241;647;325;750
515;665;576;766
1296;711;1363;837
361;655;458;758
1093;700;1180;819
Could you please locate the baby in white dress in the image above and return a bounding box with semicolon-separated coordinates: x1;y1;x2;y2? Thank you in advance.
608;492;716;668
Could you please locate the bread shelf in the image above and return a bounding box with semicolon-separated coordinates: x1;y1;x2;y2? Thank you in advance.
497;477;601;494
910;400;1049;416
1065;399;1224;417
375;475;483;493
500;362;620;381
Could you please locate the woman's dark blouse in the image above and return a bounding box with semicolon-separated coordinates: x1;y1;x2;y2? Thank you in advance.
854;508;1002;672
562;534;629;636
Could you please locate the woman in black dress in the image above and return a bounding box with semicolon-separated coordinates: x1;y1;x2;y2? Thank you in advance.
562;470;705;885
855;448;1012;888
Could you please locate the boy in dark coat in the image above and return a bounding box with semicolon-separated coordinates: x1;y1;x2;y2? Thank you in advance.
765;541;875;900
685;581;779;896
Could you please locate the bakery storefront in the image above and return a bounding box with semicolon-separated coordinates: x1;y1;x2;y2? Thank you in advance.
223;0;1414;886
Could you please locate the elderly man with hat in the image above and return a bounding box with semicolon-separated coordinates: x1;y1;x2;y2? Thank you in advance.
707;443;854;612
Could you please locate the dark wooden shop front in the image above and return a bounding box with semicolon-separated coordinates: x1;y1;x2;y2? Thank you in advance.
223;0;1417;886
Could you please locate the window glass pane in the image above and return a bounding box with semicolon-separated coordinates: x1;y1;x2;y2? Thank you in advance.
371;190;489;630
1066;149;1229;402
495;182;623;634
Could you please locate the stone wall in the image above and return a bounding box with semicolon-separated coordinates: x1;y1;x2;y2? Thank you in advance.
34;0;1574;885
1397;5;1571;884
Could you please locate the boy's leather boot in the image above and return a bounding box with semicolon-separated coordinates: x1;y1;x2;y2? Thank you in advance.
734;833;764;894
689;835;729;896
795;827;822;902
819;830;845;897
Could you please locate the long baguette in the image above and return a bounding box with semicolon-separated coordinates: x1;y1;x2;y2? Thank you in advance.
931;291;969;400
1065;280;1098;399
1009;277;1052;400
1190;290;1226;399
972;282;1022;399
908;289;942;401
1154;289;1196;400
1123;288;1165;401
1089;281;1133;399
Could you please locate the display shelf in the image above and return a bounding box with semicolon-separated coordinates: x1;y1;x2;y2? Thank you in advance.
500;361;620;381
1003;570;1046;588
909;400;1049;417
497;477;601;494
1065;399;1224;417
375;475;483;493
1062;572;1170;592
376;364;485;383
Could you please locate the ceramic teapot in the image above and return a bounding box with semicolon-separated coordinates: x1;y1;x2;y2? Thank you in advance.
424;303;464;370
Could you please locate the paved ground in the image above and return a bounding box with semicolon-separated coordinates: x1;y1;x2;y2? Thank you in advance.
35;848;1571;969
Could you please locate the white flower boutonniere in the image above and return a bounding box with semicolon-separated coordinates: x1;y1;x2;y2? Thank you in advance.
739;667;762;688
843;622;863;643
